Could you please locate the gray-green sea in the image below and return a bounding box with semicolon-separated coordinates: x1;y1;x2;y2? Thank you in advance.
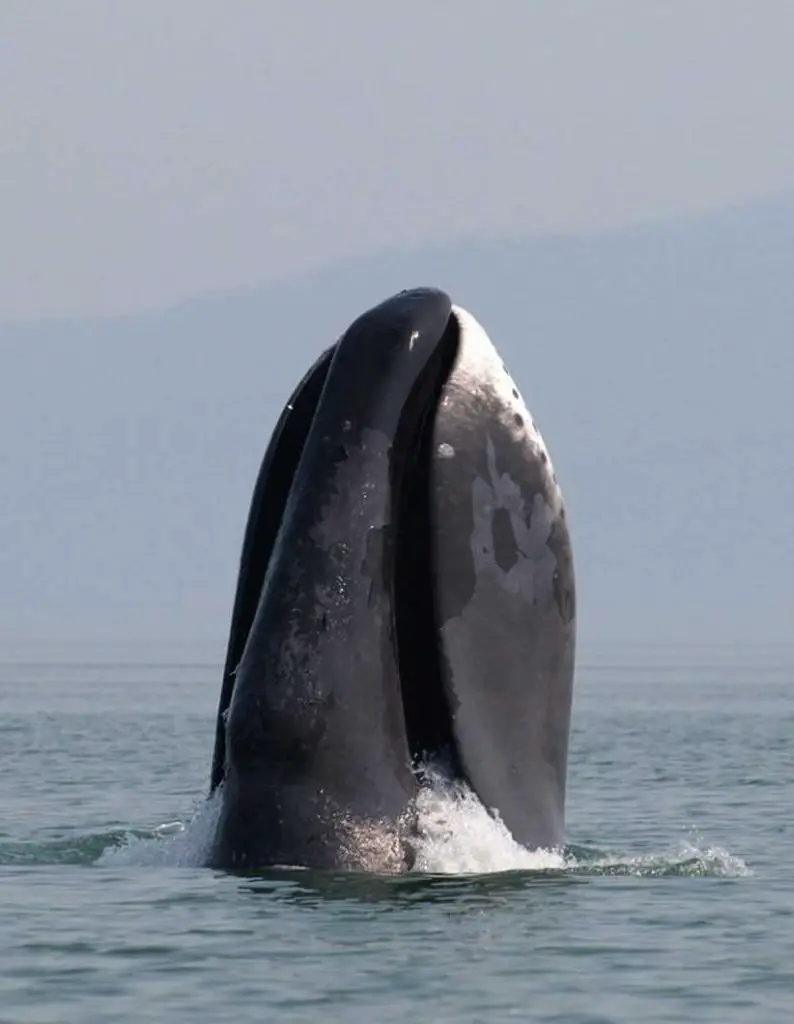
1;643;791;1022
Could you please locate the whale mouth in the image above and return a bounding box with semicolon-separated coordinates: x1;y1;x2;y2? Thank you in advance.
391;313;463;778
209;288;575;872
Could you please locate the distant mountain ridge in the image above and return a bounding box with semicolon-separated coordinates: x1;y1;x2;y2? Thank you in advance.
3;193;794;649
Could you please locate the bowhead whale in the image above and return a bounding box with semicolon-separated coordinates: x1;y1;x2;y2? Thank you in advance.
207;287;575;872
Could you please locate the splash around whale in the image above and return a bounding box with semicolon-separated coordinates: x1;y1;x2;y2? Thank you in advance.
205;287;575;873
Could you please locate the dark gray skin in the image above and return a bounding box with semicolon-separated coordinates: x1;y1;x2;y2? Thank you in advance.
209;345;335;797
208;288;576;873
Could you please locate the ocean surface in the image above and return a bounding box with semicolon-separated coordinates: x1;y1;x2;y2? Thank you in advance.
1;642;791;1023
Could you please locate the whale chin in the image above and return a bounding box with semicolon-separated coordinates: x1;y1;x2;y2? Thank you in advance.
207;288;575;873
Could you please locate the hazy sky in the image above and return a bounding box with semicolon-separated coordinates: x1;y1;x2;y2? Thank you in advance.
4;1;794;321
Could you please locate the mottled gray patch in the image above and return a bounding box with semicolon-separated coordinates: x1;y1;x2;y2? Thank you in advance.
492;507;519;574
469;434;557;605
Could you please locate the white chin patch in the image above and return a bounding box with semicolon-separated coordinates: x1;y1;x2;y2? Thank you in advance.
449;304;560;494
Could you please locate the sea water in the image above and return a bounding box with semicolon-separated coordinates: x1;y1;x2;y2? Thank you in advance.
1;644;791;1022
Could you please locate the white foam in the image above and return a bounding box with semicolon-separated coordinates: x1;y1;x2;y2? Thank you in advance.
412;767;565;874
567;841;752;878
97;778;749;879
98;790;222;868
